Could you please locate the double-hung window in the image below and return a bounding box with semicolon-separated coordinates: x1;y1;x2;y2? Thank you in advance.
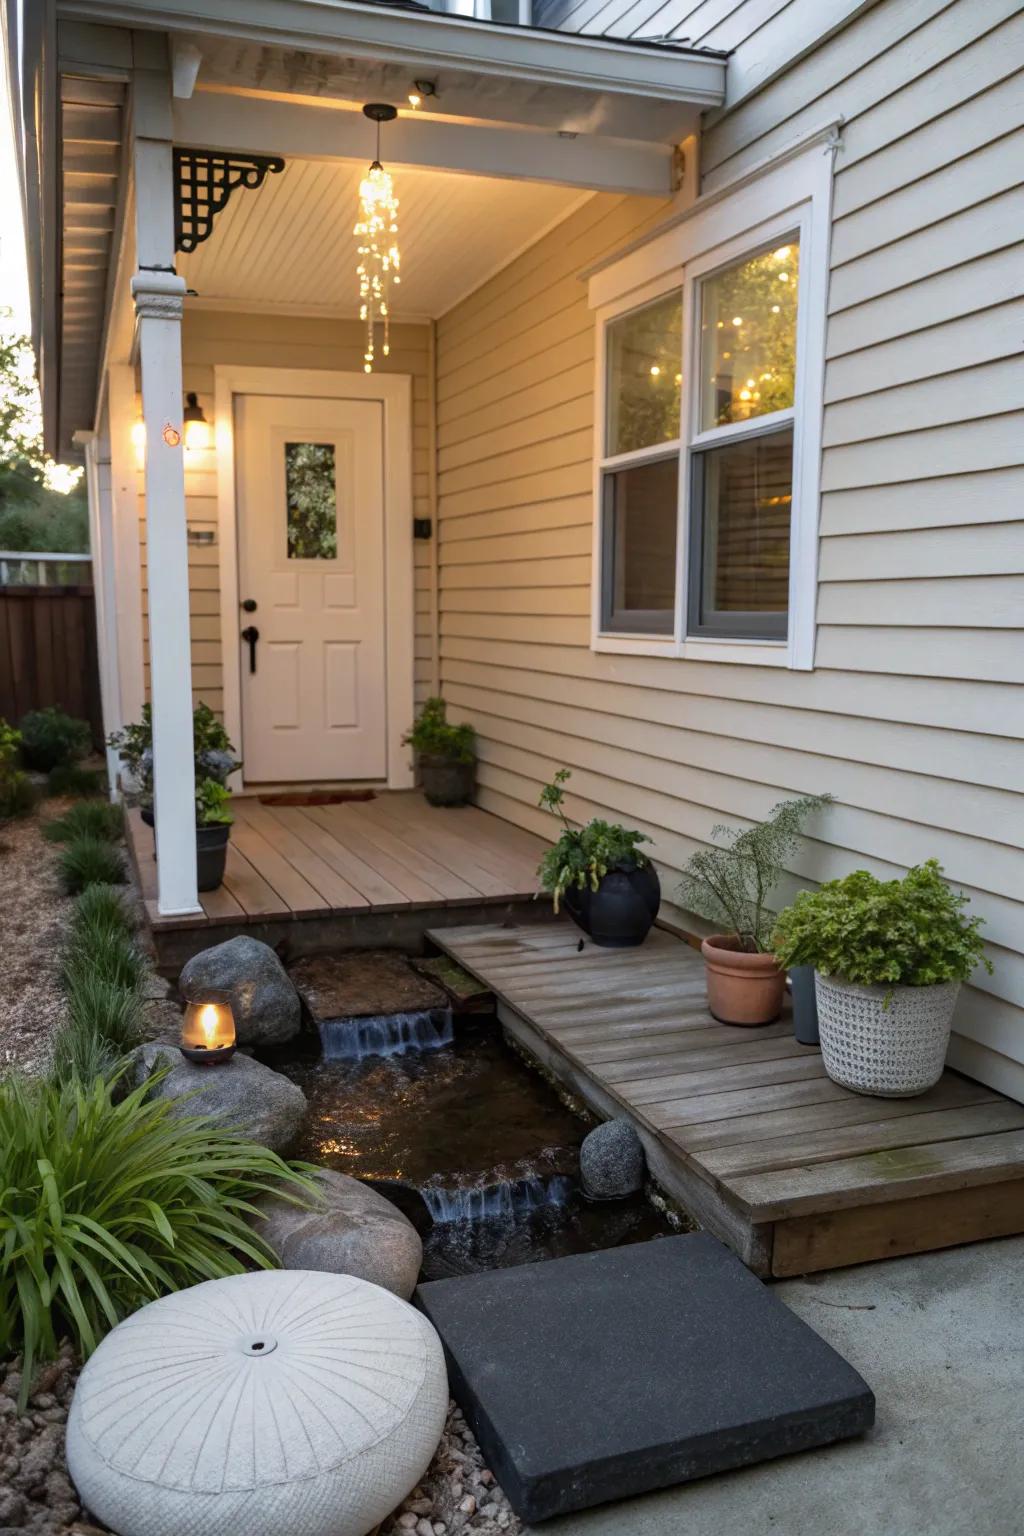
590;137;832;669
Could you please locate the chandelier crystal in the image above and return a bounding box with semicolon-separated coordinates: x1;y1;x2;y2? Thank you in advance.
355;105;401;373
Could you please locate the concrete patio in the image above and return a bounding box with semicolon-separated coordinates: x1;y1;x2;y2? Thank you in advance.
532;1236;1024;1536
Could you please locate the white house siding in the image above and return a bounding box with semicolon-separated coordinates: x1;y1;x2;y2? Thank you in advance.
137;310;435;727
434;1;1024;1099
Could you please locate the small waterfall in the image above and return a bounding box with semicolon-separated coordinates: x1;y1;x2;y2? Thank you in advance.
319;1007;454;1063
421;1174;574;1226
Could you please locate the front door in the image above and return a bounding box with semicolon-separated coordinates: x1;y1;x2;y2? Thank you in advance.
235;393;387;782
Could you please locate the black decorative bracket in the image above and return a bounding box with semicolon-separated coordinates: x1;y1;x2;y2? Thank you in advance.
173;148;285;254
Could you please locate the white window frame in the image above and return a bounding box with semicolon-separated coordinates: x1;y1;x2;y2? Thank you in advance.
588;134;835;670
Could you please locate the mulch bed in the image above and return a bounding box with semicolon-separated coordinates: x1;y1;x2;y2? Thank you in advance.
0;803;74;1078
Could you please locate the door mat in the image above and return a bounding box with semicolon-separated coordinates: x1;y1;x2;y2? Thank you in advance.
259;789;377;806
416;1233;874;1522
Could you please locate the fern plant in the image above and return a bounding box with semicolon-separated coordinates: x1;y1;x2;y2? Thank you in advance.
677;794;831;953
0;1070;314;1404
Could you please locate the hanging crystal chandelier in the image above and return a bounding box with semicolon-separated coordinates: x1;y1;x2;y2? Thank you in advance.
356;104;401;373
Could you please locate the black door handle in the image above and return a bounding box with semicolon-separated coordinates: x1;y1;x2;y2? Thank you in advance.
241;598;257;613
241;625;259;673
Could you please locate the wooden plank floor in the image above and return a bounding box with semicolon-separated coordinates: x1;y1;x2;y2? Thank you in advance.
428;922;1024;1278
127;793;548;933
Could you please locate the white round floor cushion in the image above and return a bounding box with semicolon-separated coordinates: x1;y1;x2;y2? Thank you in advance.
66;1270;449;1536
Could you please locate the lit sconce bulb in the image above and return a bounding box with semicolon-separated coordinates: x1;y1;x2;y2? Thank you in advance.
408;93;422;108
732;316;743;327
650;365;661;377
182;392;212;452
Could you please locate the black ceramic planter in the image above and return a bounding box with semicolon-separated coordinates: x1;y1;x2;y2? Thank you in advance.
563;863;661;949
196;823;231;891
420;755;476;807
790;964;820;1045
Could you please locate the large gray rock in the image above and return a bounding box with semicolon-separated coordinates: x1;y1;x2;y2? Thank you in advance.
179;935;300;1046
580;1117;645;1200
253;1168;423;1300
129;1042;306;1153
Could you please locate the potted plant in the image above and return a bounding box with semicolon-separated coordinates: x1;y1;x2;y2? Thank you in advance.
109;703;241;890
537;769;659;948
677;794;830;1026
772;861;991;1096
403;696;476;807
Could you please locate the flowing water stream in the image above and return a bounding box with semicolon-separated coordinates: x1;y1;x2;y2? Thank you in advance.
278;1010;675;1281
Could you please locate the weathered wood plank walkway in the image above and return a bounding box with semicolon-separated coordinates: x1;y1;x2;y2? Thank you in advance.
428;922;1024;1277
128;793;551;966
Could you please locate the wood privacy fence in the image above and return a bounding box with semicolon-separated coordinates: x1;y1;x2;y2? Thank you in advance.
0;585;103;745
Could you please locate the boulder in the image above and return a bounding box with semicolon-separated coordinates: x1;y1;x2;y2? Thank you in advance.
179;935;300;1046
252;1169;423;1300
129;1042;306;1153
580;1118;645;1200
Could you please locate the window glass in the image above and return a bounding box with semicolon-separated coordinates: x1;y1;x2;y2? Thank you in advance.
285;441;338;560
602;455;678;632
606;292;682;457
700;240;799;431
691;428;792;634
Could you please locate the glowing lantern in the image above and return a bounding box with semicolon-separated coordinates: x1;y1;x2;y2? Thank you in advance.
180;993;236;1066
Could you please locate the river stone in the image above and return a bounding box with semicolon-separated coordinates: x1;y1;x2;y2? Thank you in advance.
580;1117;645;1200
129;1042;306;1152
290;951;447;1024
67;1270;448;1536
180;935;300;1046
253;1169;424;1300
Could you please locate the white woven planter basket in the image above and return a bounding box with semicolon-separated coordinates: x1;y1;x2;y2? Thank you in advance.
814;974;960;1097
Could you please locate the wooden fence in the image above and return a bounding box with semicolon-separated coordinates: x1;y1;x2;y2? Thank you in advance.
0;585;103;745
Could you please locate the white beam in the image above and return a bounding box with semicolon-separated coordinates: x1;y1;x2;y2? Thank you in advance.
174;90;676;197
80;431;123;793
132;60;200;916
108;362;146;727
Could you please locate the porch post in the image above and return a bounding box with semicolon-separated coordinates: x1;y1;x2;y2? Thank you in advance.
132;61;199;915
80;429;123;793
107;363;146;727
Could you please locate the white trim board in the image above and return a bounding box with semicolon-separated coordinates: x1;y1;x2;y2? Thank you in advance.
213;365;415;791
587;134;838;674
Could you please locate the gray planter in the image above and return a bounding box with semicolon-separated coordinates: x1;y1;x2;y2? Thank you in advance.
419;753;475;806
789;964;820;1045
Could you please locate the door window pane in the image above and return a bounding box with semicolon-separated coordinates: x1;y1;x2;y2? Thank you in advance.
606;292;682;457
690;428;792;636
700;240;799;430
602;454;678;633
285;441;337;559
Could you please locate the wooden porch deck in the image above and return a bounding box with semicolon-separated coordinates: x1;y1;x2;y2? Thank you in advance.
128;793;551;966
429;922;1024;1278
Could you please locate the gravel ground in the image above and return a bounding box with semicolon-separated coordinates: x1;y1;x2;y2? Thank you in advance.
0;803;74;1078
0;1348;518;1536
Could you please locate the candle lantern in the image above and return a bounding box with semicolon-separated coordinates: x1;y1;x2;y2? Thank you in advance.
180;990;236;1066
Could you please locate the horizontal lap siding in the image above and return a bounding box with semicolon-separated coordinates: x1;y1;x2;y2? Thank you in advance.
435;5;1024;1101
138;312;434;721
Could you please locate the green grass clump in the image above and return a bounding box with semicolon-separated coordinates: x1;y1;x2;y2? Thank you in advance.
0;1070;314;1403
62;925;146;996
51;886;143;1084
73;883;135;942
43;799;124;845
57;835;126;894
0;768;36;821
48;764;105;798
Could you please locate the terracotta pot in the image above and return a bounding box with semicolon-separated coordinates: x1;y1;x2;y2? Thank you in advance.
701;934;786;1026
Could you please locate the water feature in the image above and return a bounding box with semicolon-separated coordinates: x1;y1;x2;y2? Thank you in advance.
278;1011;677;1280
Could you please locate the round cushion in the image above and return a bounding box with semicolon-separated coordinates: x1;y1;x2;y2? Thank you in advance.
66;1270;448;1536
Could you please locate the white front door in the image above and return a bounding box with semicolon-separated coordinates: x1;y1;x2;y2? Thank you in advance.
235;393;387;782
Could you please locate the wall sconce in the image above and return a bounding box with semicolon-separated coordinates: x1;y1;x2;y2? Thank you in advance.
183;392;212;451
180;993;236;1065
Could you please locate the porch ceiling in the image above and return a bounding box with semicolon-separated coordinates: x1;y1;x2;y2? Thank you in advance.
177;157;589;320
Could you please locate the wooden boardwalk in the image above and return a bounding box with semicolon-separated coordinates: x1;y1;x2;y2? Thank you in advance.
128;794;550;964
428;921;1024;1277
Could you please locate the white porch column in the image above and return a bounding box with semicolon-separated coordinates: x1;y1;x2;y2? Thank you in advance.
80;429;123;794
107;363;146;726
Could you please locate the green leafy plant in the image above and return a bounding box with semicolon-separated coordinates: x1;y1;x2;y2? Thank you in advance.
43;799;124;844
106;702;151;782
196;777;233;827
772;860;992;990
19;707;92;771
0;719;35;820
108;702;240;822
537;769;651;914
47;763;104;798
676;794;831;953
57;835;126;895
0;1069;314;1403
403;696;476;764
0;718;21;768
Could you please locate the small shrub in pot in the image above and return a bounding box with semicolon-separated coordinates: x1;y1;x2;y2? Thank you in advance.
773;860;991;1096
537;769;659;948
677;794;830;1026
403;696;476;806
